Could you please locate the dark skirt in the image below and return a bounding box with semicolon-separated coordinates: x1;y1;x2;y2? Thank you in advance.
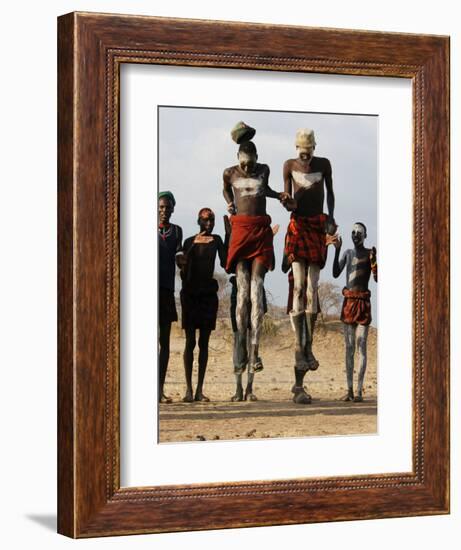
159;287;178;324
181;280;219;331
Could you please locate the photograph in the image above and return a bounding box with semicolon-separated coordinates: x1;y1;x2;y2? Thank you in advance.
53;9;450;538
157;106;378;443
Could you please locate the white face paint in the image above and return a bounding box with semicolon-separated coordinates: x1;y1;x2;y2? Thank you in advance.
233;177;264;197
238;152;257;175
292;171;323;190
351;223;366;245
296;146;315;161
238;153;253;163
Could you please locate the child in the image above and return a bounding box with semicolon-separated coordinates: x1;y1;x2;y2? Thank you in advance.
332;223;377;402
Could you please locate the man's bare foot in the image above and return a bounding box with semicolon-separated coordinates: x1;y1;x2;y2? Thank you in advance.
231;387;244;402
194;391;210;402
183;389;194;403
342;391;354;402
159;393;173;404
250;357;264;373
292;386;312;405
353;394;363;403
305;350;319;371
244;390;258;401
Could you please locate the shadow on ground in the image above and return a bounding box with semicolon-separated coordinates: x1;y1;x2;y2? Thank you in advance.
25;514;57;532
159;399;377;422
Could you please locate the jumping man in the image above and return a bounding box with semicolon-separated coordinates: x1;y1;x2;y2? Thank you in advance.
224;122;288;402
227;223;278;401
281;129;336;404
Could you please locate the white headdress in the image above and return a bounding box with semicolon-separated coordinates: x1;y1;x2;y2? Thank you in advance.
295;129;316;148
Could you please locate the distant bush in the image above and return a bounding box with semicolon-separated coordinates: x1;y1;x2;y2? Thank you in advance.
261;315;279;338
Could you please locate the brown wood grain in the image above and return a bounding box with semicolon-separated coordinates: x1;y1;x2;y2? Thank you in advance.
57;12;75;537
57;12;450;538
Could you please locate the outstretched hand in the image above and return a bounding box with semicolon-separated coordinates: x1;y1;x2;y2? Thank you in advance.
370;246;377;264
326;234;342;249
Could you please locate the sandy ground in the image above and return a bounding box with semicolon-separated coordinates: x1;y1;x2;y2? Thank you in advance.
159;318;377;443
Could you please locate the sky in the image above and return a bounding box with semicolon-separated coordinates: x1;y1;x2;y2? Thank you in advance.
158;106;378;322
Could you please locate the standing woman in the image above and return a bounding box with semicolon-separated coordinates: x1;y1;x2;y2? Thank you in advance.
180;208;227;402
158;191;185;403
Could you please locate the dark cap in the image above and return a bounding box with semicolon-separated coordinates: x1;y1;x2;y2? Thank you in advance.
231;121;256;144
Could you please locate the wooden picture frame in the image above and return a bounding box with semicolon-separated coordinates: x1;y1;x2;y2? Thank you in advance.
57;12;450;538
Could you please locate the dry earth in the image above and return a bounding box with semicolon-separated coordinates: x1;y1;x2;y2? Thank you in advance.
159;318;377;443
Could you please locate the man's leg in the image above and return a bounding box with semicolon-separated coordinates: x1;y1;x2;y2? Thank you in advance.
195;328;211;402
159;322;172;403
343;323;356;401
248;260;267;372
292;261;307;313
244;331;257;401
232;261;251;402
245;370;257;401
305;264;321;370
290;261;309;370
355;324;369;402
289;261;311;403
183;327;196;402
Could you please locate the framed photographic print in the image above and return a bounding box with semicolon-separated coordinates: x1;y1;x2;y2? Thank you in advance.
58;12;450;537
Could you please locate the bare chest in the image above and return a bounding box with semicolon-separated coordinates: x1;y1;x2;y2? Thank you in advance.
291;170;324;191
346;252;371;287
231;175;265;198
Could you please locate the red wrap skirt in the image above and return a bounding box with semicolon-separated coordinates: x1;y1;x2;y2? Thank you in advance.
226;214;274;274
340;287;372;326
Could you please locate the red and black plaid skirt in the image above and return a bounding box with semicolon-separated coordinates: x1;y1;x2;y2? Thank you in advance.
284;213;327;268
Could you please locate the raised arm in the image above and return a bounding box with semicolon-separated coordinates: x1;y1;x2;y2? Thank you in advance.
332;238;348;279
370;246;378;283
223;168;236;214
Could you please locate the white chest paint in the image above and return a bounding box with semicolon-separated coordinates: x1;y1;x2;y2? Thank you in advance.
292;171;323;190
351;255;368;267
233;177;265;197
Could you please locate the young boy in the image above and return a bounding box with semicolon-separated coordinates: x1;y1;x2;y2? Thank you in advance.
332;223;378;402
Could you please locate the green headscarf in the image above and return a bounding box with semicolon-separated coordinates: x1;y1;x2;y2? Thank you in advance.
158;190;176;207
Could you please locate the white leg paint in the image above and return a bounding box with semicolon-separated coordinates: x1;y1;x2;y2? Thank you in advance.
236;261;250;333
356;324;369;395
306;264;320;314
250;270;264;346
344;324;356;392
291;261;306;313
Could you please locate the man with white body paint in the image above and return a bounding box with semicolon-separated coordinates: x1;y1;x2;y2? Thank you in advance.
332;223;377;402
281;129;336;404
224;123;288;402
